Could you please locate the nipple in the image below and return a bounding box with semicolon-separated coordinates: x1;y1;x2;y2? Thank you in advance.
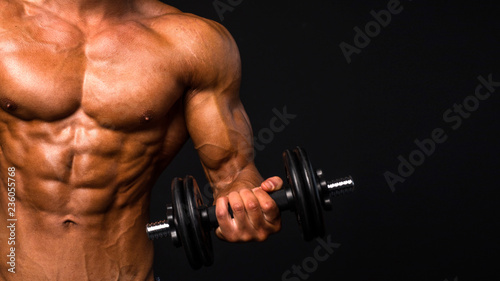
1;98;17;111
141;110;154;124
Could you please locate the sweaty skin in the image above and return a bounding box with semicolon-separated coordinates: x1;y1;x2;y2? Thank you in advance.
0;0;282;280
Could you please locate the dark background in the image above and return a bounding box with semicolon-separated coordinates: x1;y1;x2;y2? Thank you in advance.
151;1;499;280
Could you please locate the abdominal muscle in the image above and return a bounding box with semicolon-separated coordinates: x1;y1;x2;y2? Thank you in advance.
0;109;185;281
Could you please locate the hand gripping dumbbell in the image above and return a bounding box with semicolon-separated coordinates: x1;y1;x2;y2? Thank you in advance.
146;147;355;269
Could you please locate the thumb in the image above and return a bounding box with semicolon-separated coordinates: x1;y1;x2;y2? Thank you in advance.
261;176;283;192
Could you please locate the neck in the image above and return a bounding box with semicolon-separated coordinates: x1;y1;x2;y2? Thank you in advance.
24;0;136;24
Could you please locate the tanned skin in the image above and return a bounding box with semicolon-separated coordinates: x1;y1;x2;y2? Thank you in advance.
0;0;283;280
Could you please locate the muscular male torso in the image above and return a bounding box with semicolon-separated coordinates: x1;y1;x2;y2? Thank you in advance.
0;0;249;280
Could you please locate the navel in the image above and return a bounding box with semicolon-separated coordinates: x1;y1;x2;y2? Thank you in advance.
62;219;78;229
63;219;77;225
1;98;18;111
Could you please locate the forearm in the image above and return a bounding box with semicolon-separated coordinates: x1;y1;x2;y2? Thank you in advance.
185;93;262;199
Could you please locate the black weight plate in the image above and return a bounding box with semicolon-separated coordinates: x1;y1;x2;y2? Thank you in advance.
294;147;325;238
171;177;202;269
283;149;315;241
183;176;214;268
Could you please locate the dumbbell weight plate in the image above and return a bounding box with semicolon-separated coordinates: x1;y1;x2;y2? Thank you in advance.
283;148;313;241
172;177;211;269
183;176;214;268
283;147;324;241
294;147;325;239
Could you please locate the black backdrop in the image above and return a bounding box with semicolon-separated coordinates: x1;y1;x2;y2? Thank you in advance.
150;1;499;280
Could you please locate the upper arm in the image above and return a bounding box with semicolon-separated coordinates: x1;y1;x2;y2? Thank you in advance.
177;17;260;192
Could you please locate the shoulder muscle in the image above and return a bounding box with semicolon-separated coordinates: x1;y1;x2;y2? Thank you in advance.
150;13;241;92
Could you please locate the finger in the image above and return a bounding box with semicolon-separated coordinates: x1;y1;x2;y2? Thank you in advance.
239;189;265;230
215;227;226;241
252;187;280;225
261;176;284;192
215;196;232;240
227;191;248;231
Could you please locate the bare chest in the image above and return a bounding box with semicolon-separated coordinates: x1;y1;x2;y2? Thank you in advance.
0;16;184;128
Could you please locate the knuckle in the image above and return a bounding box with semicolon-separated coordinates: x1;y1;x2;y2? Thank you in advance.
228;191;240;199
237;233;251;242
240;189;253;196
225;235;237;242
215;207;226;218
261;200;276;212
273;224;282;233
231;202;244;213
253;188;266;197
255;232;268;242
245;199;260;211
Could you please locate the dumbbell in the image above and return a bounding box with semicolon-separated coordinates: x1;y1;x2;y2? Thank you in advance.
146;146;354;269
